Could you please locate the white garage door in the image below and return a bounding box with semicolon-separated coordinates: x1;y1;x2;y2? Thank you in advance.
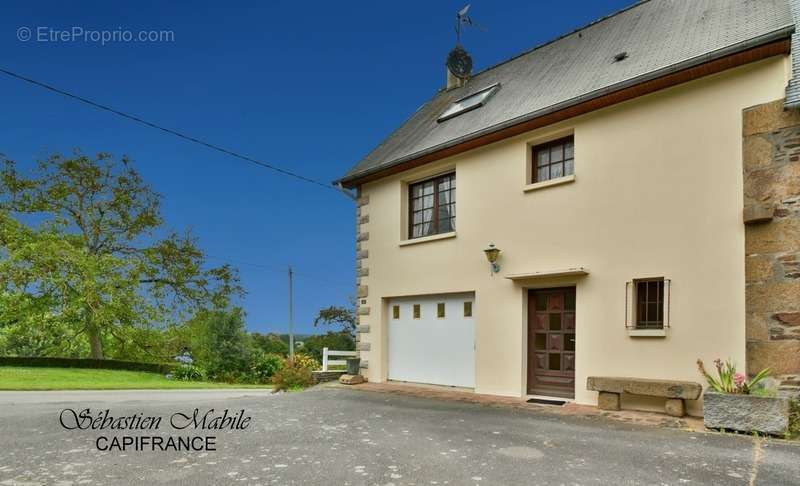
388;293;475;388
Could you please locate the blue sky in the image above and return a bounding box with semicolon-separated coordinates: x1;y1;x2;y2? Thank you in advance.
0;0;631;334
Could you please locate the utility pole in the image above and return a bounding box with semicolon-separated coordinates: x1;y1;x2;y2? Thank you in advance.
288;265;294;359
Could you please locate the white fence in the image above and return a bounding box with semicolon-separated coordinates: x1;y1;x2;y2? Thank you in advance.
321;347;357;371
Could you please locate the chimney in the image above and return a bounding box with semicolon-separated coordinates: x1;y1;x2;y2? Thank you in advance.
446;45;472;90
447;68;466;90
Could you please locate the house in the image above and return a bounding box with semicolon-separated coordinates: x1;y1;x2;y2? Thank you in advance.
336;0;800;414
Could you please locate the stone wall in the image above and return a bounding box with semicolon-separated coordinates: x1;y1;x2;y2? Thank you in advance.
743;99;800;375
354;192;370;373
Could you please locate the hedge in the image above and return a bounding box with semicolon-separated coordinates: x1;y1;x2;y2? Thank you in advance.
0;356;175;374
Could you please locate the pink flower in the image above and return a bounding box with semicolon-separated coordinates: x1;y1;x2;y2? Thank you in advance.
734;373;746;387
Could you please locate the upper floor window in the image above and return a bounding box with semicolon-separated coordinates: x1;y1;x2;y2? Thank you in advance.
532;136;574;183
409;173;455;239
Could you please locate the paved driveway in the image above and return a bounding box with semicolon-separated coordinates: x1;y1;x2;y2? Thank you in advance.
0;386;797;485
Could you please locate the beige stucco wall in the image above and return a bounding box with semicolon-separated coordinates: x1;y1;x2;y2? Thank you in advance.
356;56;790;414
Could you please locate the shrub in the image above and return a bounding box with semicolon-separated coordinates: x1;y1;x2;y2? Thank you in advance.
271;362;314;391
212;370;250;384
0;356;173;374
697;358;770;394
250;353;285;383
789;400;800;440
172;364;206;381
251;333;289;356
292;352;320;371
191;310;252;379
0;319;87;358
301;332;355;363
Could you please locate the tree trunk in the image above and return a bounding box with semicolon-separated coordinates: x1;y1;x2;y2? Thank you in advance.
88;326;104;359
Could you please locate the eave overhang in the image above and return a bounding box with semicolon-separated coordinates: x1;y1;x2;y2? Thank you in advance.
505;267;590;281
337;31;792;190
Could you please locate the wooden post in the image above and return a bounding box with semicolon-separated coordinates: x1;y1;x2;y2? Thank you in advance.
322;347;329;372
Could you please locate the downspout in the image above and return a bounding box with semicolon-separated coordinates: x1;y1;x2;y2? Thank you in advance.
336;182;358;201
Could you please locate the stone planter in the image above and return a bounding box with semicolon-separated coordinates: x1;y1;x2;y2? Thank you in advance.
346;357;361;375
703;390;791;436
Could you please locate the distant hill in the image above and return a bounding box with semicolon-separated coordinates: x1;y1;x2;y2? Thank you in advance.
275;333;316;343
251;332;319;344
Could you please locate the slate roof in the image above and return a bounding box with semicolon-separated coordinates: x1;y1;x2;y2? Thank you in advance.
784;0;800;107
339;0;794;186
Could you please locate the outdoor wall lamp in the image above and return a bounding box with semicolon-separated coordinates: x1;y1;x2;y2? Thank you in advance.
483;243;501;275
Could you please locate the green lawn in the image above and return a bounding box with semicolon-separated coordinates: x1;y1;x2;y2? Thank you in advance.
0;366;271;390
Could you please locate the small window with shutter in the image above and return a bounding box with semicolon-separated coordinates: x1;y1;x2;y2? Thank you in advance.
625;277;670;331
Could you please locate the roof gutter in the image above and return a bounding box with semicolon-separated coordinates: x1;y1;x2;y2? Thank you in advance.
338;26;794;188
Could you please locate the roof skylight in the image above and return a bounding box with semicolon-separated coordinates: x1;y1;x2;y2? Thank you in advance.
437;83;500;122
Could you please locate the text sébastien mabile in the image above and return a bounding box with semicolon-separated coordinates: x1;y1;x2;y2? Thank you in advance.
59;408;252;452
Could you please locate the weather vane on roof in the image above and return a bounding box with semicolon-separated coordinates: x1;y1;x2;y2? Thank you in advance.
455;4;472;44
454;4;486;45
447;4;486;85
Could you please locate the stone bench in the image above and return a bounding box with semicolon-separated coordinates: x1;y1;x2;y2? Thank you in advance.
587;376;702;417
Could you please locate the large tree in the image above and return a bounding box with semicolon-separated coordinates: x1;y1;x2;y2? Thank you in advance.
0;151;242;359
313;297;356;339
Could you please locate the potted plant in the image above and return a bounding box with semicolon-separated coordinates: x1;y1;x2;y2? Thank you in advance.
698;358;790;436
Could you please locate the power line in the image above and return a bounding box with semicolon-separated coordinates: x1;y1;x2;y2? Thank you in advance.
204;254;354;288
0;67;344;194
0;67;359;293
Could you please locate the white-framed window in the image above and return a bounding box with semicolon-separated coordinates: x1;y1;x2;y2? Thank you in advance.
532;136;574;183
408;173;455;239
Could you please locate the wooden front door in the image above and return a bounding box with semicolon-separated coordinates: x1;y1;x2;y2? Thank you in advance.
527;288;575;398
